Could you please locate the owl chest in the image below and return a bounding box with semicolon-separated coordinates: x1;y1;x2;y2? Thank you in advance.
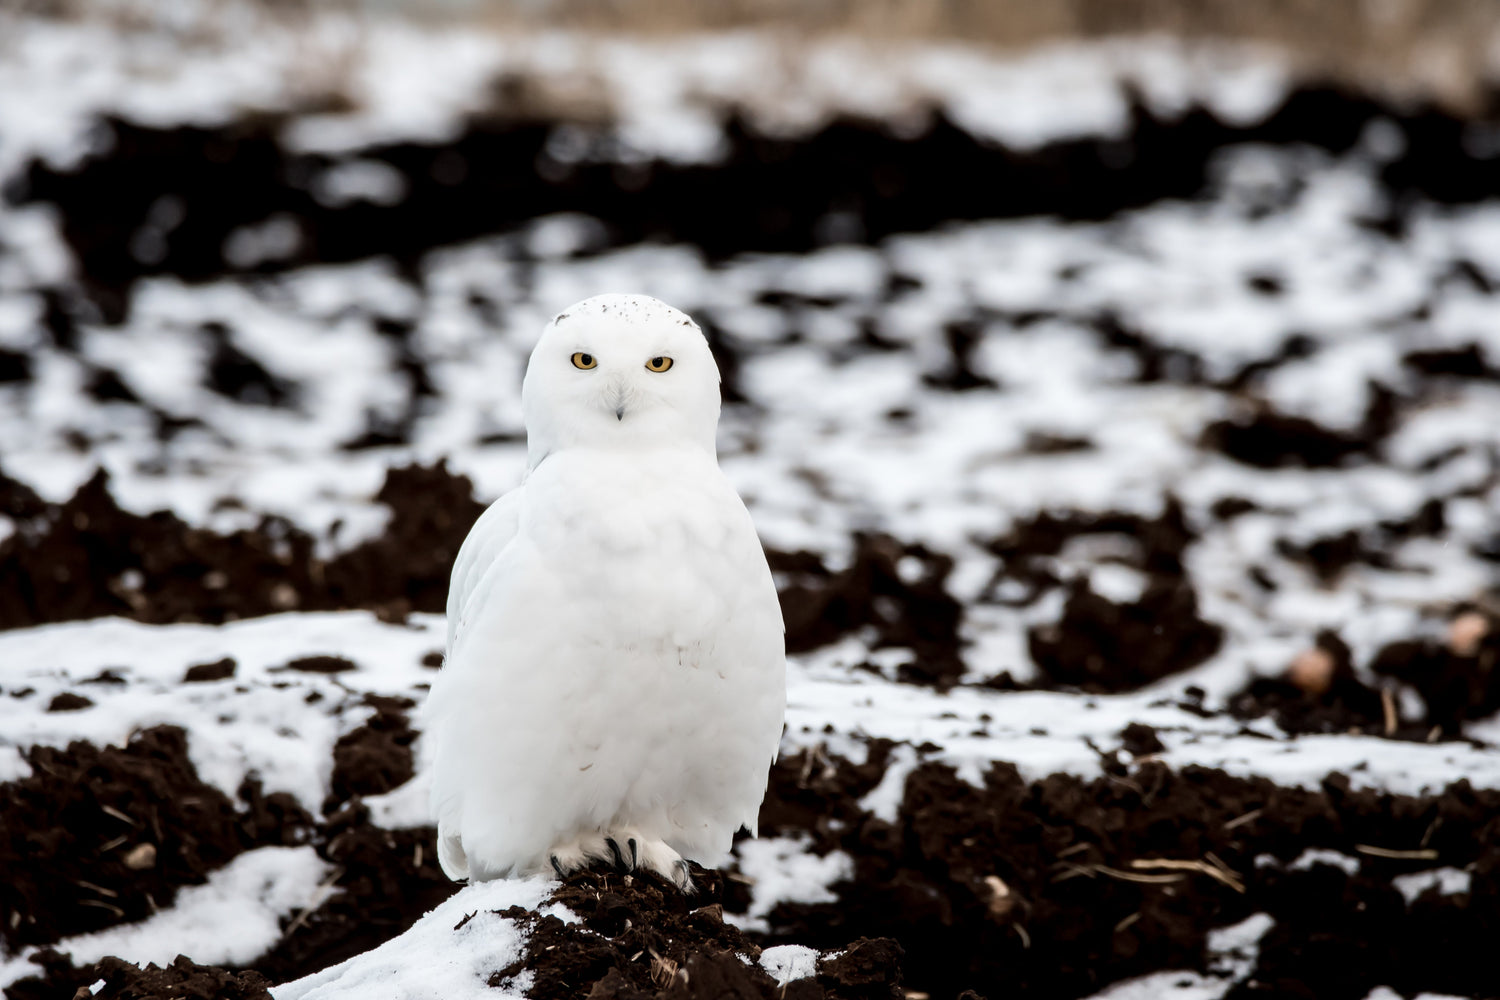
522;458;752;643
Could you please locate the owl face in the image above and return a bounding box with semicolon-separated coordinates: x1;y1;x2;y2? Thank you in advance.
521;294;722;464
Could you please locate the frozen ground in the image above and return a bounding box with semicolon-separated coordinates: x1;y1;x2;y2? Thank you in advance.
1;6;1498;1000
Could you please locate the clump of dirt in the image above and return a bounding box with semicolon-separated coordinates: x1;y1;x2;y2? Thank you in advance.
1226;620;1499;741
922;319;998;391
183;657;236;682
0;726;310;952
248;804;457;984
8;953;274;1000
284;655;358;674
1403;343;1500;381
770;534;964;689
1227;631;1395;737
0;460;483;630
750;746;1500;1000
1370;613;1500;735
201;320;299;408
319;460;486;620
1028;576;1223;692
1200;385;1399;469
327;694;417;807
1090;312;1207;385
495;868;904;1000
1276;498;1446;582
984;498;1195;603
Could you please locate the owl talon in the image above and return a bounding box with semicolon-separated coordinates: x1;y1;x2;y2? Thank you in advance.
627;838;639;869
674;859;693;887
550;855;567;879
606;837;629;872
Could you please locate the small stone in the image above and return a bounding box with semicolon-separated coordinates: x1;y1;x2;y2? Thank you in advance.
123;842;157;870
269;582;299;610
983;875;1015;919
1447;611;1489;657
1286;647;1335;696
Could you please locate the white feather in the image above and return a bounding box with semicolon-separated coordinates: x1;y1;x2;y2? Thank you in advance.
424;294;786;886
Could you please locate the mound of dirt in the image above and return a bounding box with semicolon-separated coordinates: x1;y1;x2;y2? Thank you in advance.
327;694;418;808
496;868;903;1000
1227;617;1500;741
750;745;1500;1000
0;461;483;630
1028;576;1223;692
0;726;311;952
771;534;964;690
6;951;274;1000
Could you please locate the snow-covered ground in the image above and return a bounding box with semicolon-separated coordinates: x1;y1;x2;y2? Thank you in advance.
1;5;1498;999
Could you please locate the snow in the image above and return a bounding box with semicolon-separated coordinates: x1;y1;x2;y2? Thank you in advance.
1284;849;1361;875
0;846;332;991
1392;867;1472;903
726;836;855;934
1079;913;1274;1000
0;612;443;814
271;876;554;1000
759;945;820;986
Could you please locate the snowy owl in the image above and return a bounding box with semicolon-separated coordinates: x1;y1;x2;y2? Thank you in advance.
425;293;786;892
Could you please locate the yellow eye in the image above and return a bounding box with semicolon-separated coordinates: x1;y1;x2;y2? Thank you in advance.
645;356;673;372
571;352;597;370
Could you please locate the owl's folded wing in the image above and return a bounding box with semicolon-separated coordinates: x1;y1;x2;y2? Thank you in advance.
444;486;523;659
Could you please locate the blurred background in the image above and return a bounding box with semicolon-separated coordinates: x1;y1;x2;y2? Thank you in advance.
3;1;1500;996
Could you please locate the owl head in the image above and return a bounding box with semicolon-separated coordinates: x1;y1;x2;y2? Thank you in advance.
521;294;723;466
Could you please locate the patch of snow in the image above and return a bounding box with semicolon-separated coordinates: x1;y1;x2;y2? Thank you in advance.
727;836;854;933
1392;867;1472;904
272;875;554;1000
759;945;820;986
1286;849;1361;875
0;846;332;991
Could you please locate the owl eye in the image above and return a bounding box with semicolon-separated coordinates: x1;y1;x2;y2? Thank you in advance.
571;353;597;370
645;356;674;372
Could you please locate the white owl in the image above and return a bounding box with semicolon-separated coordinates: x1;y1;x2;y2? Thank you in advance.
425;293;787;891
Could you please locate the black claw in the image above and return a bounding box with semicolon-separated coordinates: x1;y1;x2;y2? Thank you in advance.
606;838;627;872
627;838;639;869
550;855;566;879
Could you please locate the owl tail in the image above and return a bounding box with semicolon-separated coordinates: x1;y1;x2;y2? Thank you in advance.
437;824;470;882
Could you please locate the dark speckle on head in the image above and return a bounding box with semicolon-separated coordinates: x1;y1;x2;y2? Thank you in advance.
555;313;569;324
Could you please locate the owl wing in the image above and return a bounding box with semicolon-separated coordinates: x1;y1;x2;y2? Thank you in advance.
445;485;523;659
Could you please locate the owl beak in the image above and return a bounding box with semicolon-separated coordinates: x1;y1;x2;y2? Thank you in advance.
610;384;627;421
615;406;624;421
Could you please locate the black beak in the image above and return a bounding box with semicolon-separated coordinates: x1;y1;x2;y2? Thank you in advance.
615;407;624;421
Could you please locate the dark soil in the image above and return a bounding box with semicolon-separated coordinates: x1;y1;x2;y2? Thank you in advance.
1227;617;1500;741
495;869;902;1000
7;725;1499;1000
2;723;457;996
1027;576;1223;692
748;745;1500;1000
1370;619;1500;734
7;952;273;1000
327;694;418;807
0;460;483;630
13;88;1500;322
0;726;311;952
1200;384;1399;469
771;534;965;689
247;803;457;984
976;498;1225;693
984;498;1197;604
